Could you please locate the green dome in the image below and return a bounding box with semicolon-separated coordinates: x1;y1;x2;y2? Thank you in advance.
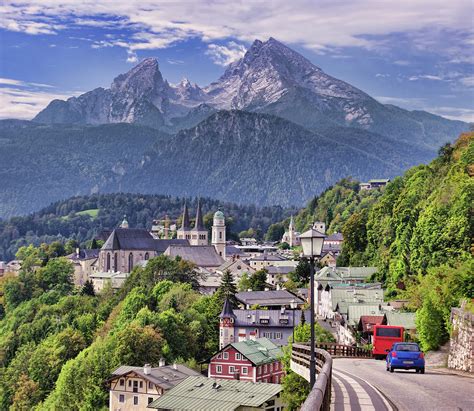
214;210;224;219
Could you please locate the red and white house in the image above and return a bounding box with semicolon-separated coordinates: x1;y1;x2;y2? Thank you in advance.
208;337;284;384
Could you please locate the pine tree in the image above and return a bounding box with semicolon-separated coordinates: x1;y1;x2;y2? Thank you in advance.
218;270;238;307
91;239;98;249
80;280;95;297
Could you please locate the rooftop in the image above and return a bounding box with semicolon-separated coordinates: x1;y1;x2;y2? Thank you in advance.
232;308;311;331
148;375;282;410
228;337;282;366
385;312;417;330
236;290;304;307
165;245;225;267
109;364;200;391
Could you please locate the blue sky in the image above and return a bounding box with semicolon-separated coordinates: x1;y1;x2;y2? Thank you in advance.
1;1;473;122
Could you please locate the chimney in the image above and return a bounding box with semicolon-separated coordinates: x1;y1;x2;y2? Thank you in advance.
173;363;178;370
159;358;165;367
144;364;151;375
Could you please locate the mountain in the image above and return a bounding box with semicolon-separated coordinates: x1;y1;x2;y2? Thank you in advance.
129;110;432;206
34;59;205;128
34;38;467;150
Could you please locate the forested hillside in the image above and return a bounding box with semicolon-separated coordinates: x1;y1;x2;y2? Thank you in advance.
271;133;474;350
0;193;292;261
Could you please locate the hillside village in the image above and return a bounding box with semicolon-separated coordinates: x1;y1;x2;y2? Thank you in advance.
0;196;419;410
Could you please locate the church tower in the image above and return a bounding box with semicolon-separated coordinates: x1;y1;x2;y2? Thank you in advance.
177;203;192;241
191;199;208;246
212;210;226;259
219;298;235;349
288;215;295;247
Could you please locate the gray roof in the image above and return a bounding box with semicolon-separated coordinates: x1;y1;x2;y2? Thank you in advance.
266;265;294;275
249;254;286;262
67;248;100;261
385;312;417;330
180;202;191;230
233;308;311;329
236;290;304;307
226;245;246;256
110;364;200;391
166;245;225;267
102;228;189;252
193;199;205;231
228;337;282;365
148;376;282;410
325;232;344;242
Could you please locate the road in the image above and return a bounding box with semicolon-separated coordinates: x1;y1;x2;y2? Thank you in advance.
332;358;474;411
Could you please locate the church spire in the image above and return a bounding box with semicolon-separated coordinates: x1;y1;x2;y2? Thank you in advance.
193;198;205;231
289;215;294;231
180;202;190;230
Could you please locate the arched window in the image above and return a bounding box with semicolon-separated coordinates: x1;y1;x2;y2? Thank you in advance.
114;253;118;272
144;252;149;260
128;253;134;273
106;253;111;271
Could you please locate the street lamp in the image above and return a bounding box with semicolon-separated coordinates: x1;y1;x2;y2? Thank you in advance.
290;298;298;343
299;224;326;389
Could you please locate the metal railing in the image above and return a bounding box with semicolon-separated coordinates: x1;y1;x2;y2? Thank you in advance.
290;343;372;410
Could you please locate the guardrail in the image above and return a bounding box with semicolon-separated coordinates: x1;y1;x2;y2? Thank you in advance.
290;343;372;410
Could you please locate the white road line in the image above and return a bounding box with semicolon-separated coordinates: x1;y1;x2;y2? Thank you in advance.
334;369;395;411
333;372;375;407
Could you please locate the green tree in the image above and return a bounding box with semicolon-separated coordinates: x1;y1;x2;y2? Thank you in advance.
16;244;41;272
249;269;268;291
289;259;311;286
35;257;74;293
80;280;95;296
217;270;238;307
416;296;446;351
238;272;252;291
265;222;285;241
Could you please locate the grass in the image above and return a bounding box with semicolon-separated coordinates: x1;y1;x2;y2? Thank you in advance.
61;208;99;221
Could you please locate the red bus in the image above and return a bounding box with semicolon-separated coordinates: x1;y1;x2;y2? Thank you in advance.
372;325;404;359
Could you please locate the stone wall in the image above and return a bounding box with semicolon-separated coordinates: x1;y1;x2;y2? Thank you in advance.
448;304;474;373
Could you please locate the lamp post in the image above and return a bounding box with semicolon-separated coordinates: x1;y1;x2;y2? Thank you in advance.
290;298;298;343
299;224;326;389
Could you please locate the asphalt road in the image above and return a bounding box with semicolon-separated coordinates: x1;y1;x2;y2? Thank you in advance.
333;358;474;411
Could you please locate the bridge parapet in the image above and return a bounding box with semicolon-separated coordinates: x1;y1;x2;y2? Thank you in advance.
290;342;372;410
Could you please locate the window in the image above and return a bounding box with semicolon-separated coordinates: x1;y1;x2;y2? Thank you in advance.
217;353;222;359
264;364;267;373
119;394;125;403
242;367;248;375
263;332;272;338
106;253;111;271
114;253;118;272
229;366;235;374
119;379;124;386
128;253;134;272
139;381;143;388
145;252;149;260
148;397;154;405
236;353;242;360
223;352;229;360
148;382;153;389
376;327;401;337
216;365;222;374
133;396;138;405
274;332;282;339
128;380;132;387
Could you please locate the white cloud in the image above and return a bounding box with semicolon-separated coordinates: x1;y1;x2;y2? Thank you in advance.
0;79;80;119
394;60;411;66
459;76;474;87
375;73;390;78
126;50;138;63
206;42;247;66
426;106;474;122
167;58;184;65
408;74;443;81
1;1;473;58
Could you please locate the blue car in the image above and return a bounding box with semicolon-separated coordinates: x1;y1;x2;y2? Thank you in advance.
386;342;425;373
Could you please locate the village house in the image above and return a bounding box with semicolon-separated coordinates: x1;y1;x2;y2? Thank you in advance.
148;376;284;411
208;337;284;384
66;248;99;286
357;315;386;343
322;232;344;255
359;178;391;190
319;251;337;268
235;290;305;310
265;265;294;287
219;298;309;347
248;252;288;270
107;362;200;411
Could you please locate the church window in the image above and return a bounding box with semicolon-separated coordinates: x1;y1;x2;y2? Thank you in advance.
219;232;222;239
128;253;134;272
114;253;118;272
106;253;111;271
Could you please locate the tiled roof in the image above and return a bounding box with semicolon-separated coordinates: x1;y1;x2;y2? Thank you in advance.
358;315;385;332
110;364;200;391
67;248;100;261
325;232;344;242
233;308;311;329
347;304;383;326
148;375;282;410
165;245;225;267
236;290;304;306
266;265;294;275
249;254;287;262
230;337;282;366
225;245;246;256
385;312;417;330
331;287;384;311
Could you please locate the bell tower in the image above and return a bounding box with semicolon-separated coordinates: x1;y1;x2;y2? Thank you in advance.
212;210;226;259
219;298;235;349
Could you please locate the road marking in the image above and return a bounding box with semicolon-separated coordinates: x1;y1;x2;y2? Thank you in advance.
334;368;395;411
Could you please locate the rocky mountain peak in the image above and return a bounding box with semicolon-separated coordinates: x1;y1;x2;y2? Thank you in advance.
110;57;166;96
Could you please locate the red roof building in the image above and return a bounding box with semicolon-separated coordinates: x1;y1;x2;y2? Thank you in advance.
357;315;386;342
208;338;284;384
